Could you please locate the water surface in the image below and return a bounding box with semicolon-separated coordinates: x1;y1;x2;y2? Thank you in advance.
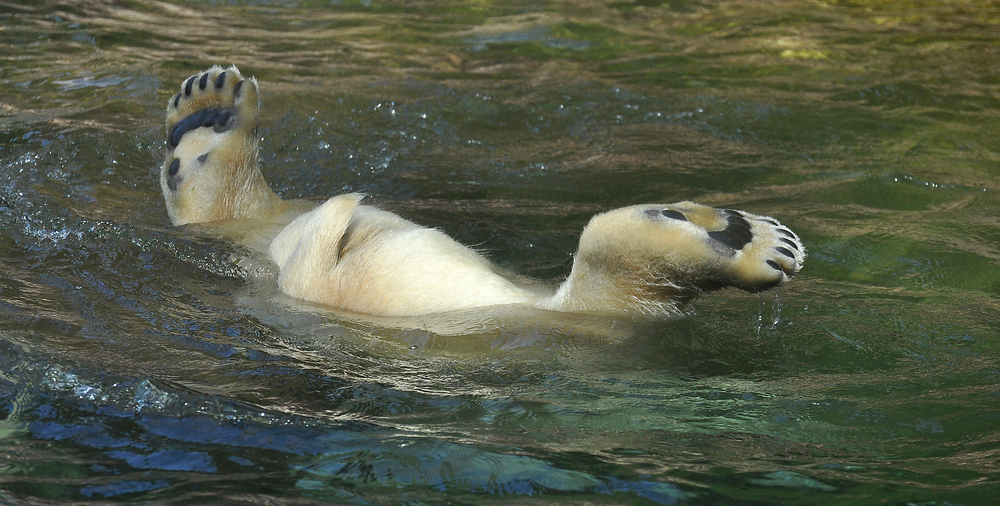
2;0;1000;503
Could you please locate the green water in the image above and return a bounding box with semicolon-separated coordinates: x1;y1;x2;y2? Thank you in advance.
2;0;1000;503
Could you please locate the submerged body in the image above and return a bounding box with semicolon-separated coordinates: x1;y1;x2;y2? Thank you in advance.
160;65;805;317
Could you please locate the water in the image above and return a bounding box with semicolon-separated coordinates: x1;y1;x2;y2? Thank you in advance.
2;0;1000;503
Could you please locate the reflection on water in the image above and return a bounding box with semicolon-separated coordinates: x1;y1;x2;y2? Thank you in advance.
2;0;1000;503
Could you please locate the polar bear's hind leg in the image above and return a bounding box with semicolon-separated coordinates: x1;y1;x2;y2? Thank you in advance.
544;202;805;316
653;202;804;293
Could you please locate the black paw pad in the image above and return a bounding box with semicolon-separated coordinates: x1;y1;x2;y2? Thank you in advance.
644;209;688;221
166;159;182;192
726;213;751;229
212;111;232;132
169;106;237;148
661;209;686;221
643;208;687;221
708;213;754;250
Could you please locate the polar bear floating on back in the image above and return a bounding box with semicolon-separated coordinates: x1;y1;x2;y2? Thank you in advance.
160;65;804;318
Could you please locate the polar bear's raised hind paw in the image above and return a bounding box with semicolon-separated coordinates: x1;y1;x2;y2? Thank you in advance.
710;207;805;292
635;202;805;291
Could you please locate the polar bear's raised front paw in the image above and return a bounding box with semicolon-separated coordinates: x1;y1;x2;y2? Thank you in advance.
165;65;259;150
160;66;283;226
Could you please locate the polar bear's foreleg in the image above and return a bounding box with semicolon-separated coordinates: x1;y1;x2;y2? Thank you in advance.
161;65;288;226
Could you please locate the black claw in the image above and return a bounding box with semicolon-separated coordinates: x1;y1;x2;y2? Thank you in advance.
767;259;796;277
233;80;244;99
167;158;179;176
775;247;795;258
199;73;209;90
661;209;687;221
197;152;209;164
763;218;779;226
779;237;798;250
172;93;181;108
215;71;227;89
184;76;195;96
777;228;795;239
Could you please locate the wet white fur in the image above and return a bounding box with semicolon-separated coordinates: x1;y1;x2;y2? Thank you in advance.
162;66;805;318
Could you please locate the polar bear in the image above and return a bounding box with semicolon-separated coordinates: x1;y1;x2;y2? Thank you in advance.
160;65;804;318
